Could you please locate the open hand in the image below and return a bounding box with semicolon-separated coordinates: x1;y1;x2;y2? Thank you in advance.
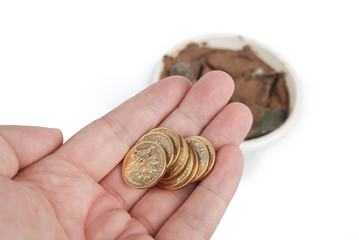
0;71;252;240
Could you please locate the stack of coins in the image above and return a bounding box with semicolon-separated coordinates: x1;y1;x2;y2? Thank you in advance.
122;127;215;190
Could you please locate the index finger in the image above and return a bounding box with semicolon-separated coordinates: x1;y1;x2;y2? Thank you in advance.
53;76;192;181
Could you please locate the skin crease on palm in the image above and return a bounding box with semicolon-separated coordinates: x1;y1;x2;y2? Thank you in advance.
0;71;252;240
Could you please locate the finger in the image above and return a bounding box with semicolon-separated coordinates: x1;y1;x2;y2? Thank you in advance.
128;103;251;236
54;76;192;181
100;71;235;211
0;126;63;178
155;145;244;240
160;70;235;137
201;102;253;147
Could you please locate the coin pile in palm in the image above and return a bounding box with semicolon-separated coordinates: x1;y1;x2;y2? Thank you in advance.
122;127;215;190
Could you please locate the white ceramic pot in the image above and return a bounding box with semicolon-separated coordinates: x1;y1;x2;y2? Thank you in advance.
151;34;301;152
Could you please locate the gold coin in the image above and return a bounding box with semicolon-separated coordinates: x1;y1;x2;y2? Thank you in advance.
179;147;199;187
188;146;200;184
161;136;189;180
186;137;210;182
191;136;216;180
150;127;181;167
137;132;174;167
157;146;194;190
122;141;166;189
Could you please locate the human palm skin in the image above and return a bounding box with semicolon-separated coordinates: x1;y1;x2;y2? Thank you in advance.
0;71;252;240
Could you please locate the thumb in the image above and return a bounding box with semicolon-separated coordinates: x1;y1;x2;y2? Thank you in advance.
0;125;63;178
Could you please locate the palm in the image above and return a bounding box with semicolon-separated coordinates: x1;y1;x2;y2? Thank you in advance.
0;72;252;240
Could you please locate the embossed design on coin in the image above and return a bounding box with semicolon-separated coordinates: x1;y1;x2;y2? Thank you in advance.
186;137;209;181
122;141;166;188
192;136;216;180
128;145;158;179
138;132;174;167
150;127;180;167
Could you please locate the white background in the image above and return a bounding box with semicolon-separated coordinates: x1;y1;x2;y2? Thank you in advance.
1;1;358;239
